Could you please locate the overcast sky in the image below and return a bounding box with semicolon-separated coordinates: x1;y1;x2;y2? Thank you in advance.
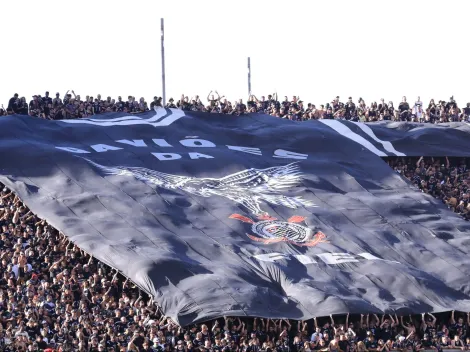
1;0;469;107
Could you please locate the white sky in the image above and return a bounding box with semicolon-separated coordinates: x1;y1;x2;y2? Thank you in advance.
1;0;469;107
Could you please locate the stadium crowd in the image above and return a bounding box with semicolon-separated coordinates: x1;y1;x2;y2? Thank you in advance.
0;156;469;352
387;157;470;220
1;91;470;122
388;157;470;220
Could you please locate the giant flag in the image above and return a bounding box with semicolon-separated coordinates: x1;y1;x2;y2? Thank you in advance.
1;109;470;326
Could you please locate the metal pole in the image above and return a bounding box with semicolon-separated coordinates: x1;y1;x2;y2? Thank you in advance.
161;18;166;106
247;57;251;95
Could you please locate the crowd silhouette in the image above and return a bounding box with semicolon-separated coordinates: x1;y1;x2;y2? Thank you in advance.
2;91;470;122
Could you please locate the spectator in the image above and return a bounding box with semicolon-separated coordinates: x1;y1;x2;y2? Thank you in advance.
17;97;28;116
166;98;177;109
150;96;162;109
52;93;62;108
7;93;19;113
413;97;424;122
207;91;224;108
398;96;411;121
29;95;42;117
42;92;52;107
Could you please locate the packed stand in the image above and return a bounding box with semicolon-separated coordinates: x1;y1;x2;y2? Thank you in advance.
387;157;470;220
0;91;151;120
2;91;470;123
245;95;470;123
0;184;161;351
1;156;470;351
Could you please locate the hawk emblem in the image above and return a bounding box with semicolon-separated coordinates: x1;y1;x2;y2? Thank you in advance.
229;214;328;247
81;158;316;216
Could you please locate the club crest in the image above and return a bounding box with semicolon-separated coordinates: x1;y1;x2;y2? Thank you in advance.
229;214;328;247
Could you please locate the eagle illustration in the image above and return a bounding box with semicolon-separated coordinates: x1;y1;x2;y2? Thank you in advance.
81;158;316;217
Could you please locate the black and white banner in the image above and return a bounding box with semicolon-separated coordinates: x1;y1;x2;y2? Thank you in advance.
318;119;470;157
1;109;470;326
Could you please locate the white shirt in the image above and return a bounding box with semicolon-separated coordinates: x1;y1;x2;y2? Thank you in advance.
311;332;323;341
413;101;423;116
11;263;32;278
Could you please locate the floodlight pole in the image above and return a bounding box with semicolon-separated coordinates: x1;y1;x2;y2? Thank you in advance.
248;57;251;95
161;18;166;106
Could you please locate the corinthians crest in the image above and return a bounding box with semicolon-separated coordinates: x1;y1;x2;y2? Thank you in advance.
229;214;328;247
